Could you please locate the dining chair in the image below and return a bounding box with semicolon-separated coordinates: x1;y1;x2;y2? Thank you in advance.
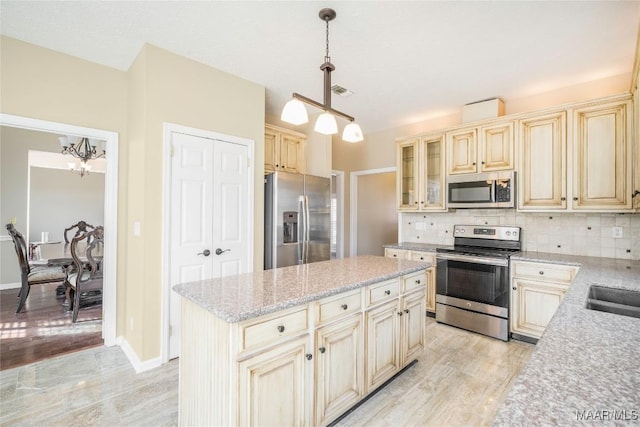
63;220;96;244
66;226;104;322
5;223;68;313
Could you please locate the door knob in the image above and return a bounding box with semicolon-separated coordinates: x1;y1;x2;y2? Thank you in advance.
197;249;211;256
215;248;230;255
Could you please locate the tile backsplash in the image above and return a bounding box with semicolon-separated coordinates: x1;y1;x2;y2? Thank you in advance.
400;210;640;260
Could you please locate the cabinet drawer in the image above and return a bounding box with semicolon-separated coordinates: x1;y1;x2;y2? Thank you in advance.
317;290;362;325
512;261;578;284
408;251;435;263
384;248;407;259
366;279;400;307
241;307;308;351
403;271;426;293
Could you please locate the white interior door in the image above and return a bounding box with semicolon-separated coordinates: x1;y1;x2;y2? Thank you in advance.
169;130;251;359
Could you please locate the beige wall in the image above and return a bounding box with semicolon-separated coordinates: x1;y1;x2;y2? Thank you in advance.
0;36;129;332
333;73;633;256
1;36;265;363
356;172;397;256
125;44;265;361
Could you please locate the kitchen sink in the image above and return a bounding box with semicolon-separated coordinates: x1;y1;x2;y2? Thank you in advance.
585;285;640;319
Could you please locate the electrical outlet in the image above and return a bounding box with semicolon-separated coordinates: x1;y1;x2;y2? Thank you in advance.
133;221;141;237
612;226;623;238
415;222;426;230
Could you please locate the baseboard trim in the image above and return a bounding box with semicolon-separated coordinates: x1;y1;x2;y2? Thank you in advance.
0;282;21;291
117;336;163;373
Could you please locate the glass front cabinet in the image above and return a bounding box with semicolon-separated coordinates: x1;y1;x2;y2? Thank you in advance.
396;134;446;211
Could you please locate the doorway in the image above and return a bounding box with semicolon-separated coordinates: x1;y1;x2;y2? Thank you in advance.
162;123;254;361
350;168;398;256
0;114;119;356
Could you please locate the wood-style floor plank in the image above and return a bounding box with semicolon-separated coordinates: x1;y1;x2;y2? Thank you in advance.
0;283;102;371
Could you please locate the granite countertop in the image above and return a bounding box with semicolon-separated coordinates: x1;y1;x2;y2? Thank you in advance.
383;242;441;252
495;253;640;425
172;255;428;323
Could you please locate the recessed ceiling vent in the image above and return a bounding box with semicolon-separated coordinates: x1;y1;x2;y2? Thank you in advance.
331;84;353;97
462;97;504;123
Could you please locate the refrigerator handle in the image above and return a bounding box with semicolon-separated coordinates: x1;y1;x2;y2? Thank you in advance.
298;195;304;265
304;195;310;263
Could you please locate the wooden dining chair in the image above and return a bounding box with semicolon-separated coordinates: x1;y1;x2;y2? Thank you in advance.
63;220;96;244
66;226;104;322
5;224;68;313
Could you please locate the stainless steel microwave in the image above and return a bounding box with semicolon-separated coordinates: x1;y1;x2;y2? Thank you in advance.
447;171;515;208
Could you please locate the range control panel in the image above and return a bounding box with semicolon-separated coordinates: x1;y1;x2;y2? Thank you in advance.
453;225;520;241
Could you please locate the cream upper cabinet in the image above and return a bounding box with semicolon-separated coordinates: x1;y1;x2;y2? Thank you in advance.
447;128;478;174
447;121;514;175
510;260;579;340
265;124;306;174
572;98;633;210
396;134;446;211
518;111;567;210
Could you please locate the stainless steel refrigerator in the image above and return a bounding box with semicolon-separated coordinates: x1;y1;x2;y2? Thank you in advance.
264;171;331;269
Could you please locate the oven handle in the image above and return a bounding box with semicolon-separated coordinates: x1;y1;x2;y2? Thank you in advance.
436;253;509;267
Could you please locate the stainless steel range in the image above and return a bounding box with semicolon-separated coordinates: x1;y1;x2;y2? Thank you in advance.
435;225;521;341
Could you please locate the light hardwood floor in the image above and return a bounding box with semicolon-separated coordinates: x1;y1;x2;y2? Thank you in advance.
0;318;533;426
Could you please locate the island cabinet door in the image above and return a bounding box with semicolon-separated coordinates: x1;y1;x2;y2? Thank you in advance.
400;289;426;365
365;299;401;393
315;314;364;426
238;335;312;427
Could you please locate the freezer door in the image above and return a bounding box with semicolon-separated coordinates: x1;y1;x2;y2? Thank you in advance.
304;174;331;263
265;171;305;269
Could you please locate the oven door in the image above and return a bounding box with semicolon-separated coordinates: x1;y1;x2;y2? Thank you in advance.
436;253;509;317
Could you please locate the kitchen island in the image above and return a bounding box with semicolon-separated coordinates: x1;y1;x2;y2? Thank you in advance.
494;254;640;425
173;255;429;426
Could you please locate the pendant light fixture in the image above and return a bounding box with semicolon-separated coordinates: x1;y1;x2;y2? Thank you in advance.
59;135;105;178
281;8;363;143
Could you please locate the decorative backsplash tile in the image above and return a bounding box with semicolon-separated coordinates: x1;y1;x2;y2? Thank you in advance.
400;211;640;260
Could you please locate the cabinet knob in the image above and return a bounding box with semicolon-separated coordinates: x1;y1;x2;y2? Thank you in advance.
404;308;410;314
573;197;578;201
561;197;566;201
397;311;403;316
512;286;517;291
472;162;476;166
393;254;397;258
539;271;544;275
318;347;326;354
276;164;279;168
276;325;285;333
419;257;424;260
414;201;418;205
341;304;348;310
632;190;640;198
385;290;391;295
420;201;424;204
481;161;485;165
305;354;313;360
415;279;421;284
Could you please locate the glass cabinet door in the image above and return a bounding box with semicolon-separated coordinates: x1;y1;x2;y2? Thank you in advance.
397;140;419;209
422;136;445;210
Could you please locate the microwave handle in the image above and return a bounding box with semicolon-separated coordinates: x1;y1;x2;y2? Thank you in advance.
491;180;496;202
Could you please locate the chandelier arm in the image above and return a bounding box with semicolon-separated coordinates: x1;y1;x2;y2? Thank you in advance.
292;93;354;122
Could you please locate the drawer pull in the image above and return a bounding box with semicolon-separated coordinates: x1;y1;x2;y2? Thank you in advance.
305;353;313;360
397;311;403;316
385;290;391;295
318;347;326;354
341;304;348;310
404;308;410;314
415;279;421;284
539;271;544;275
393;254;397;257
276;325;285;333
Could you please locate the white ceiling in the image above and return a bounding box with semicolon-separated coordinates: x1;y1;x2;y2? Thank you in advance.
1;1;639;133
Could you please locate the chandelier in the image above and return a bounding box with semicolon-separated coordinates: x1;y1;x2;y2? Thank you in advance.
280;8;363;143
58;136;105;178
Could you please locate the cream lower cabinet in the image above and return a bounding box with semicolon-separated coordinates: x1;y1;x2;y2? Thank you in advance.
238;335;311;427
510;260;579;340
365;279;426;393
315;313;363;426
384;249;436;313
